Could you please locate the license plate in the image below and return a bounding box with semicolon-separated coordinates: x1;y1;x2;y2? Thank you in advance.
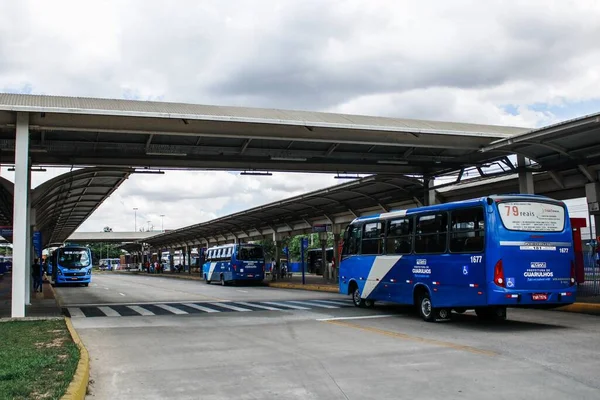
247;274;253;277
532;293;548;301
71;278;78;280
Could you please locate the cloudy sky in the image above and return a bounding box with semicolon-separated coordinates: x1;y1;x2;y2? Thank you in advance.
1;0;599;232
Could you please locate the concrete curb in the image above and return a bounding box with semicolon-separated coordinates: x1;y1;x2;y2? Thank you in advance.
49;282;64;307
556;302;600;316
267;282;339;293
62;317;90;400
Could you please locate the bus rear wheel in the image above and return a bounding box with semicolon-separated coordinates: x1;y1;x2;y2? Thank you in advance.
220;275;226;286
418;292;448;322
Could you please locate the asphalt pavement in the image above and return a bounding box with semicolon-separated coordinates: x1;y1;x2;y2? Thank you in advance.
58;274;600;400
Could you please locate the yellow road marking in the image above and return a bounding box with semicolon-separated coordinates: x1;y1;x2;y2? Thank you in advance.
323;319;497;357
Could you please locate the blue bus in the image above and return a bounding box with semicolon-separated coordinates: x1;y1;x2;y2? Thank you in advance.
339;195;576;322
203;243;265;285
51;245;93;286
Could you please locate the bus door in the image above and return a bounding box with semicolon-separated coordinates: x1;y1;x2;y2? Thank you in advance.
495;200;573;293
440;208;488;307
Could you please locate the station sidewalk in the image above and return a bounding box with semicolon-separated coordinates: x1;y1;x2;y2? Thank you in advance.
0;273;63;319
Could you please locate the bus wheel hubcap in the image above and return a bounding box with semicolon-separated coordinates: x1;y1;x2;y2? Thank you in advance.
353;290;361;304
422;298;431;317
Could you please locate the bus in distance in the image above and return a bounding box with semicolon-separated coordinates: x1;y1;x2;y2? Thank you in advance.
51;245;93;286
339;195;576;322
203;243;265;285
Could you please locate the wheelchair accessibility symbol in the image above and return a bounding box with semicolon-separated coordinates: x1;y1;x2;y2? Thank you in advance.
506;277;515;288
462;266;469;275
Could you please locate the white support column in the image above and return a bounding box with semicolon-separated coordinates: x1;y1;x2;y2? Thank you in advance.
25;190;32;305
12;112;30;318
423;176;437;206
517;155;534;194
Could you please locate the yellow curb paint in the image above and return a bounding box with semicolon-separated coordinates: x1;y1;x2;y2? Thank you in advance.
323;319;497;357
62;318;90;400
556;302;600;315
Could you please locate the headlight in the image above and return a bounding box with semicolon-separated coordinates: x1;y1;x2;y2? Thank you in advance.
87;269;92;275
57;270;62;275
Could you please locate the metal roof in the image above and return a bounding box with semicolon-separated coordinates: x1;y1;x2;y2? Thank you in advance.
0;93;528;176
67;231;161;243
32;168;132;246
439;167;589;203
481;111;600;181
144;175;428;248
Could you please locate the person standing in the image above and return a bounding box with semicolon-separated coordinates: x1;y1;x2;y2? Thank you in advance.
32;258;42;293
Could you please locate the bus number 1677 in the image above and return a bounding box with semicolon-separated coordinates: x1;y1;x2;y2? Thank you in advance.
470;256;482;263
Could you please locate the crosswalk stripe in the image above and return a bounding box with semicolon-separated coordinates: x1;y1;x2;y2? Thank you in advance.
64;298;348;318
288;300;339;309
311;299;352;306
98;306;121;317
155;304;189;315
234;302;285;311
182;303;221;313
127;305;155;316
209;302;252;312
67;307;85;318
262;301;310;310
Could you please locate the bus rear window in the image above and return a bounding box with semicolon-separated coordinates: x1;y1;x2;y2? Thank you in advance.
237;246;264;261
498;201;565;232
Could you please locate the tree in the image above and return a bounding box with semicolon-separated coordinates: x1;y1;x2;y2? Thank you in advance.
103;226;113;232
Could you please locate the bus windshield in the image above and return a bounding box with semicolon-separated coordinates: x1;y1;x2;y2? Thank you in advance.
237;246;264;261
498;201;565;232
58;249;91;268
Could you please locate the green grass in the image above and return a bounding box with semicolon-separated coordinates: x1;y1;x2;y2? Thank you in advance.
0;319;80;400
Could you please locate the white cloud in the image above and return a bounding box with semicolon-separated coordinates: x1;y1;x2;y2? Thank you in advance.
1;0;600;233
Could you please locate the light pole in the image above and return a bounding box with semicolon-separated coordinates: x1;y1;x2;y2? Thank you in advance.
133;207;138;232
160;214;165;232
147;220;151;232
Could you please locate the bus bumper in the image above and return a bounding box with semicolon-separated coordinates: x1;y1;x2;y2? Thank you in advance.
488;288;576;308
55;275;92;284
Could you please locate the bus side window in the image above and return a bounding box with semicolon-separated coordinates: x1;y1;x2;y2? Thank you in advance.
450;208;485;253
343;224;361;255
362;222;383;255
227;247;233;260
415;213;448;254
386;217;413;254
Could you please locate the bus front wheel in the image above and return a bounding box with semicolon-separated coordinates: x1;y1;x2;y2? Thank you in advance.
204;275;211;284
352;287;366;308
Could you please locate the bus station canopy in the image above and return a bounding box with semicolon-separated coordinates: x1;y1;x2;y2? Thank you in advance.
0;93;528;176
143;175;426;248
0;167;132;247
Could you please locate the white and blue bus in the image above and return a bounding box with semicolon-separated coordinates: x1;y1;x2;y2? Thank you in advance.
339;195;576;322
51;245;93;286
203;244;265;285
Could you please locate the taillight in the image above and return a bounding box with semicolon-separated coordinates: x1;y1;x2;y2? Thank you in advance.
494;259;505;287
570;260;576;286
